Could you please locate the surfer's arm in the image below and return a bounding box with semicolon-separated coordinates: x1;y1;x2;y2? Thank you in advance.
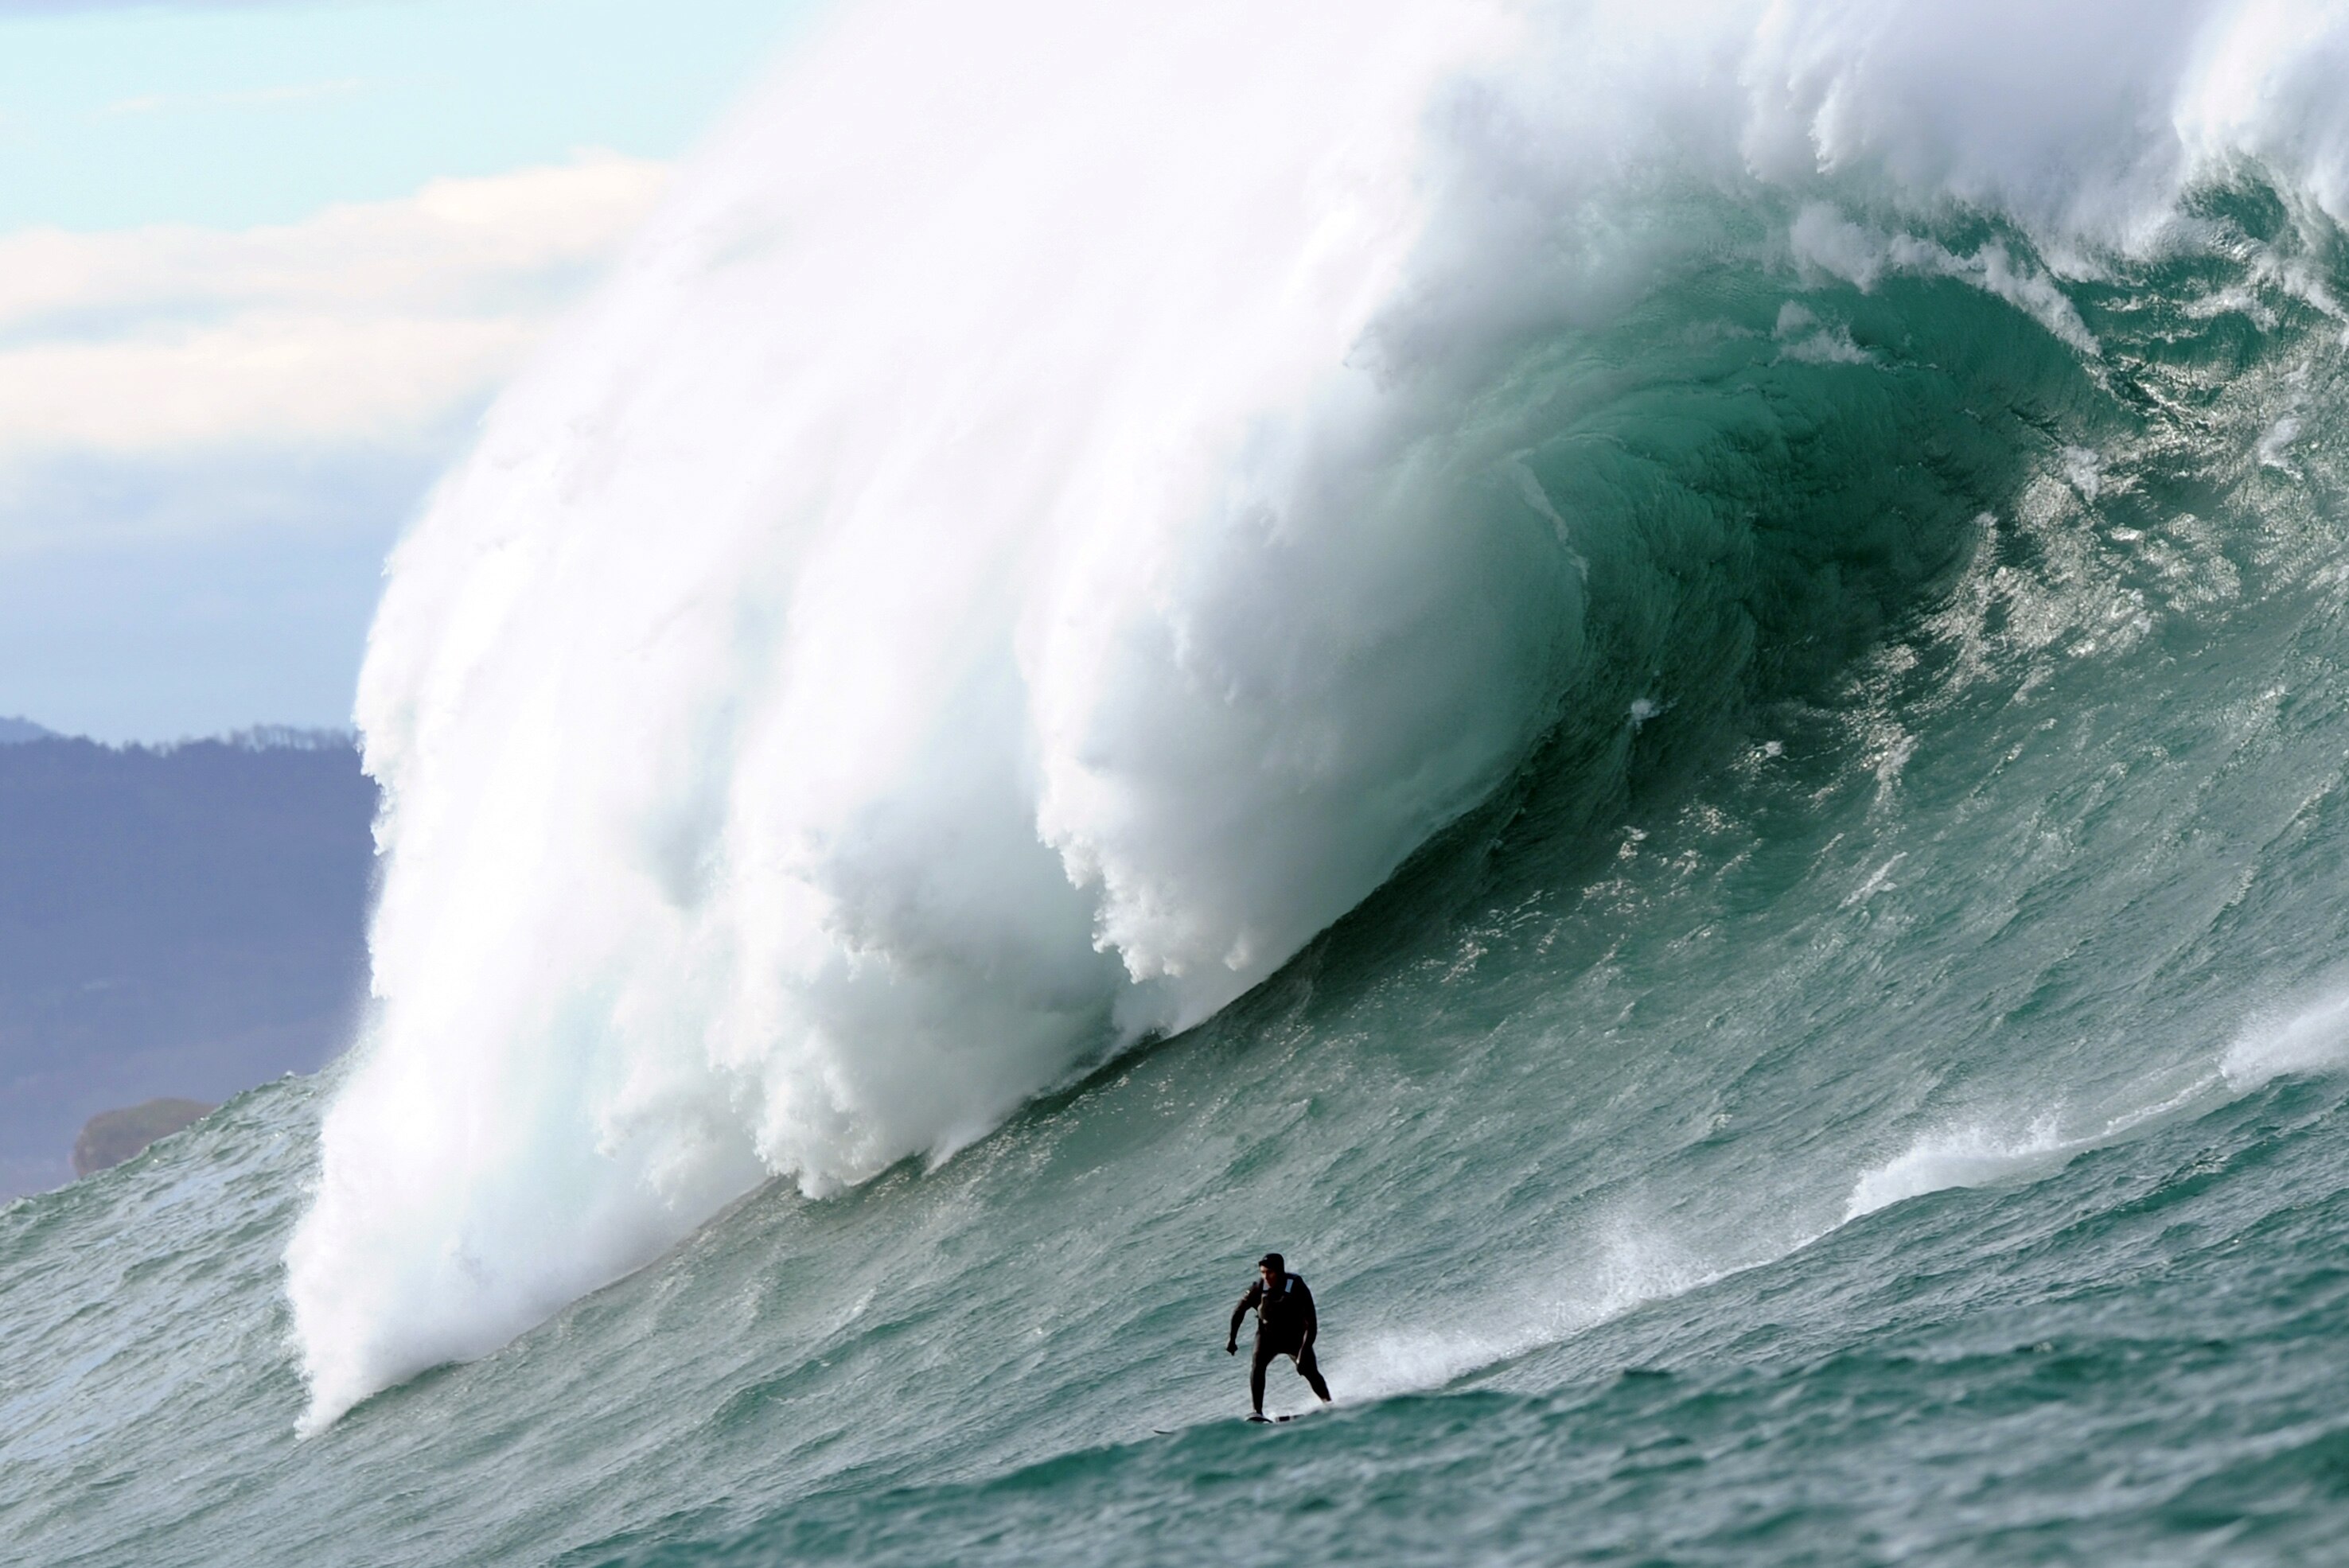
1226;1283;1261;1350
1298;1282;1319;1348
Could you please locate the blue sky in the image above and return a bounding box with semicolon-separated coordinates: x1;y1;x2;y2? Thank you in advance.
0;0;818;741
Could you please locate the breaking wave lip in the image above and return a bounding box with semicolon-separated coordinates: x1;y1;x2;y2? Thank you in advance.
285;0;2349;1433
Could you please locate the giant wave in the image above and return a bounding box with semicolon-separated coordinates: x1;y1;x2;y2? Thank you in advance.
284;0;2349;1438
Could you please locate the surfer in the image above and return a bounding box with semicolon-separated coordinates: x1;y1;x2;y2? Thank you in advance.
1225;1252;1332;1420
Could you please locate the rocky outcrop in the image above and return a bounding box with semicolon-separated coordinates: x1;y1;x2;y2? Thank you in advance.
72;1099;216;1178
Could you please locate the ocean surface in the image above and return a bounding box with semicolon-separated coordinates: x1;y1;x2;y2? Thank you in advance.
9;2;2349;1562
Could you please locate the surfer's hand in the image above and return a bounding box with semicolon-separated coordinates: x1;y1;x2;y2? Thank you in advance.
1225;1340;1237;1356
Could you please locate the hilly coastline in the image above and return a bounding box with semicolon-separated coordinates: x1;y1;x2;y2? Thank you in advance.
0;730;376;1195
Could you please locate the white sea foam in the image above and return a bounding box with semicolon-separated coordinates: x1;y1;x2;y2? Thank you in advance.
287;0;2349;1431
2223;990;2349;1090
1335;1226;1733;1403
1845;1116;2087;1220
2257;413;2305;469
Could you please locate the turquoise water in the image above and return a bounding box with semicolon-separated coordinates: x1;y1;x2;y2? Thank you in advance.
8;79;2349;1568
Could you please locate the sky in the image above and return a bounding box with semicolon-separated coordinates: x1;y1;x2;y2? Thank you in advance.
0;0;820;741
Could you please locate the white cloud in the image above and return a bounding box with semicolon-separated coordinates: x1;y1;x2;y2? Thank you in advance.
0;151;666;461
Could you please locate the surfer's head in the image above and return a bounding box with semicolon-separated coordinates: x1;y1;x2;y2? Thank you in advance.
1258;1252;1284;1283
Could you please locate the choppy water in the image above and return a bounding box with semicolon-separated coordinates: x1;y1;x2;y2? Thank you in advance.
10;2;2349;1562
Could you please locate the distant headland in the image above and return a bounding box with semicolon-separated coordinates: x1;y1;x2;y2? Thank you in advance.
72;1099;217;1178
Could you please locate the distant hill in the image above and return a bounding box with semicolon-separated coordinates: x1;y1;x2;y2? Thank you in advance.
0;735;376;1196
0;716;55;745
72;1098;216;1178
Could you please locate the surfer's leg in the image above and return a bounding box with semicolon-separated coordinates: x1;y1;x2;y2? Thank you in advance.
1294;1343;1332;1403
1249;1337;1276;1414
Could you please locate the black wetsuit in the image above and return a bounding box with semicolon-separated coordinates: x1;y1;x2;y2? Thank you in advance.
1229;1271;1332;1413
